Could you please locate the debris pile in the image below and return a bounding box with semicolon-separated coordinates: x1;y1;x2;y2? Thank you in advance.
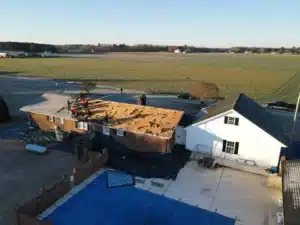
20;127;57;146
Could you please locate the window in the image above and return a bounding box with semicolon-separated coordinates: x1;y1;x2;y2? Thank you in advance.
166;143;171;153
55;117;64;124
116;129;125;136
47;116;54;122
224;116;239;126
47;116;64;124
103;126;110;135
222;140;239;155
76;121;88;131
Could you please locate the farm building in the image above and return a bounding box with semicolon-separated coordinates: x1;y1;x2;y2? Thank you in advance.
20;93;184;153
0;52;8;58
183;93;287;168
282;160;300;225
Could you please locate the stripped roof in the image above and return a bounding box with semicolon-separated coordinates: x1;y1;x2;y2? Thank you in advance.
20;93;184;138
282;160;300;225
87;99;183;137
194;93;287;145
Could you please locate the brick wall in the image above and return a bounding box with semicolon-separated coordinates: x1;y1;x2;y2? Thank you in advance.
29;113;86;134
18;180;70;216
29;112;175;153
73;152;108;185
93;123;173;153
29;113;56;131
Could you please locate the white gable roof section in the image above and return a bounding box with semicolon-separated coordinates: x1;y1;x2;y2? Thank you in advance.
186;93;288;146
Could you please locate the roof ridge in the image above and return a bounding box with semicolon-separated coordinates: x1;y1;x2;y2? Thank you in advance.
232;92;242;109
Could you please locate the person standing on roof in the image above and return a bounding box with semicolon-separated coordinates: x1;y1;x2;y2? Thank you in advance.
67;99;71;111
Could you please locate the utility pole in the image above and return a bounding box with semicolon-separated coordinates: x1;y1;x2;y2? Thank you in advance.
290;90;300;144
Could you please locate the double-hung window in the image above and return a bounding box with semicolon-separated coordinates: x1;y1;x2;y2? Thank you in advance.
76;121;88;131
116;129;124;136
222;140;239;155
224;116;239;125
103;126;110;135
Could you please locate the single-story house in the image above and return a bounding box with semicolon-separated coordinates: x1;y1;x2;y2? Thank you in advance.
20;93;184;153
282;160;300;225
0;52;8;58
183;93;287;168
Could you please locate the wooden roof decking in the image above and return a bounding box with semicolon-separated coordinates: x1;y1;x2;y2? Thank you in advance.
87;99;184;138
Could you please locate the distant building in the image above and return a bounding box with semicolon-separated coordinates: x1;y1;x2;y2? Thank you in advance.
174;49;182;53
41;51;52;57
0;52;8;58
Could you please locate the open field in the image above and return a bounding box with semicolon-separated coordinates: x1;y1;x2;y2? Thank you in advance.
1;53;300;102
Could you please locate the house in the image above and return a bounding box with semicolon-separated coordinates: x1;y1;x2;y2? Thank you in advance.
282;160;300;225
0;52;8;58
20;93;184;153
183;93;287;168
174;49;182;53
0;50;27;58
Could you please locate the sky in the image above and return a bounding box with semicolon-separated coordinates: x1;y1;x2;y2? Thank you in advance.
1;0;300;47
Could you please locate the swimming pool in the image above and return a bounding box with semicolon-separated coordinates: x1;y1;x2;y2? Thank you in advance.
41;171;235;225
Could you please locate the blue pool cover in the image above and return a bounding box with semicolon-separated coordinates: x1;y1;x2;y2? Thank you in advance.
106;170;134;188
44;171;235;225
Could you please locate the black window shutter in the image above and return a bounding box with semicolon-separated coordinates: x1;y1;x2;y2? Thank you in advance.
75;121;78;128
222;140;227;152
234;142;239;154
235;118;239;126
224;116;228;124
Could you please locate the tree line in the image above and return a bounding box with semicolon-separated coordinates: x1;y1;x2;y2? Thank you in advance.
0;42;57;53
1;41;300;54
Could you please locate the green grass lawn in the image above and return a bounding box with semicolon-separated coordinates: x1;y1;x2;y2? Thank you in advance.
1;53;300;102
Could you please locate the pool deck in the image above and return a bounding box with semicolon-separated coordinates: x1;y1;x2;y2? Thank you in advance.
38;161;281;225
135;160;282;225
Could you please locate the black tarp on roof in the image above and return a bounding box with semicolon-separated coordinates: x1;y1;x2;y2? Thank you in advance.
193;93;287;145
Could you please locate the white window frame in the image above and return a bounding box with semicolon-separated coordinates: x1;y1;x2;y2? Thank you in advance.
225;141;236;154
103;126;110;135
76;121;88;131
55;117;64;124
116;129;124;136
227;117;235;125
48;116;54;122
59;118;64;124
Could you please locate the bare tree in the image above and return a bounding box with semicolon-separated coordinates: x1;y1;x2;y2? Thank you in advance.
80;82;96;94
190;81;220;104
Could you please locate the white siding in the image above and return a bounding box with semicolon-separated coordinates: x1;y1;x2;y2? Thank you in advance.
185;110;285;167
175;126;186;145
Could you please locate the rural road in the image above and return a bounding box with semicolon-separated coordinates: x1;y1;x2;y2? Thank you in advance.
0;74;299;140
